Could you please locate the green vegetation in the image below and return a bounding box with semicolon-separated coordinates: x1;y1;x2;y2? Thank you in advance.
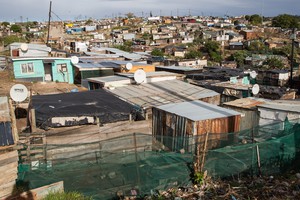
113;41;133;52
272;14;300;29
10;24;22;33
229;50;249;67
151;48;164;57
2;21;10;27
0;35;26;46
249;14;262;26
263;57;285;69
184;49;202;59
204;40;222;63
42;191;93;200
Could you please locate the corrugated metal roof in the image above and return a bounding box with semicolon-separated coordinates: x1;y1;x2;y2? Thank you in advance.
87;75;130;84
157;100;241;121
0;97;11;122
257;100;300;113
223;98;266;109
108;79;219;109
90;47;142;61
156;66;202;71
117;71;180;78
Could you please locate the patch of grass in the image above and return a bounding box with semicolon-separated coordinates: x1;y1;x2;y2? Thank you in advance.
42;191;93;200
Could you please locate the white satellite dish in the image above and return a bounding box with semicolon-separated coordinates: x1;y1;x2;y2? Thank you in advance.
46;46;52;52
10;84;28;102
125;62;133;71
71;56;79;65
252;84;260;95
20;43;28;52
250;71;257;79
134;69;146;84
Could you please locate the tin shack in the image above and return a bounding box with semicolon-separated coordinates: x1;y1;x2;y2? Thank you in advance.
152;100;241;151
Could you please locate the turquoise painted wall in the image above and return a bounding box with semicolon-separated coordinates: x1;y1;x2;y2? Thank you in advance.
13;59;74;84
52;60;74;84
13;60;44;79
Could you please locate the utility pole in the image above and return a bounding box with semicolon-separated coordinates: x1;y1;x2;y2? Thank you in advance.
290;28;296;88
46;1;52;45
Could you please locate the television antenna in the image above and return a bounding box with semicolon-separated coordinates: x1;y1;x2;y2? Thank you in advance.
251;84;260;95
133;69;146;84
10;84;28;102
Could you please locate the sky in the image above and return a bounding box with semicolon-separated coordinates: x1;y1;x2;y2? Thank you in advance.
0;0;299;22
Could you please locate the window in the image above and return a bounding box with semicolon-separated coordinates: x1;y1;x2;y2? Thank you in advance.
57;63;67;72
21;63;34;74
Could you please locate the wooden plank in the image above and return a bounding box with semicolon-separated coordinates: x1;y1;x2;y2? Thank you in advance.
0;162;18;172
0;181;15;198
0;150;18;162
0;173;17;185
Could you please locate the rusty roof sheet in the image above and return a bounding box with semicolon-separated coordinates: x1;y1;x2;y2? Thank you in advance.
0;97;11;122
223;98;266;109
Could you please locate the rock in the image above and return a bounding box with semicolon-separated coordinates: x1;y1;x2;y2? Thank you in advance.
296;173;300;179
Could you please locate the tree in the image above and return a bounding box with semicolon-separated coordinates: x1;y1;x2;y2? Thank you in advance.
233;20;240;26
184;50;202;59
263;57;285;69
10;24;22;33
203;40;220;53
246;40;266;53
272;14;300;29
2;35;26;46
125;12;135;19
230;51;248;67
249;14;262;26
151;48;164;57
2;22;10;27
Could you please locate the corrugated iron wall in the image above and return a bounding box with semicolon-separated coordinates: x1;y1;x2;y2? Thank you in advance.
0;122;14;146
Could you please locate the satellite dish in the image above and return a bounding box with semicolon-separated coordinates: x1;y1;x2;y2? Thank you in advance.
71;56;79;65
252;84;260;95
250;71;257;79
134;69;146;84
46;47;52;52
20;43;28;52
125;62;133;71
10;84;28;102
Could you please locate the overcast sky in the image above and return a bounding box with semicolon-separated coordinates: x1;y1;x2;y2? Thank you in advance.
0;0;299;22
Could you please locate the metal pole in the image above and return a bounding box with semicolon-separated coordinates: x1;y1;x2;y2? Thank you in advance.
290;28;296;88
46;1;52;45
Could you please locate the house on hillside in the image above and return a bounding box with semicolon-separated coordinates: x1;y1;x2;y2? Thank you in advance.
104;79;221;119
10;43;51;57
152;100;241;151
30;90;136;129
11;57;75;83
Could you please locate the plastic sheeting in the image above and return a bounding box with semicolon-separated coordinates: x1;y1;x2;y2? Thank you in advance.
32;90;136;129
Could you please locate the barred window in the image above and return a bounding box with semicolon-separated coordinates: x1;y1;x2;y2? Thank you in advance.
21;63;34;74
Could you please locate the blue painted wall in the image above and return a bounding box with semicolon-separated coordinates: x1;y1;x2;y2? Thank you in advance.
13;59;74;84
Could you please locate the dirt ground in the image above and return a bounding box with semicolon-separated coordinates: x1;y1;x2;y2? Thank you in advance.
0;70;87;97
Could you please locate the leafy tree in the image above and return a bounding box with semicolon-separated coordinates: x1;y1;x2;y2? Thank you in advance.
272;14;300;29
230;51;248;67
125;12;135;19
272;44;299;59
263;57;285;69
203;40;222;63
246;40;266;53
85;19;93;25
1;35;26;46
249;14;262;26
203;40;220;53
151;48;164;57
245;15;250;21
184;50;202;59
2;22;10;27
209;51;223;63
10;24;22;33
233;20;240;26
